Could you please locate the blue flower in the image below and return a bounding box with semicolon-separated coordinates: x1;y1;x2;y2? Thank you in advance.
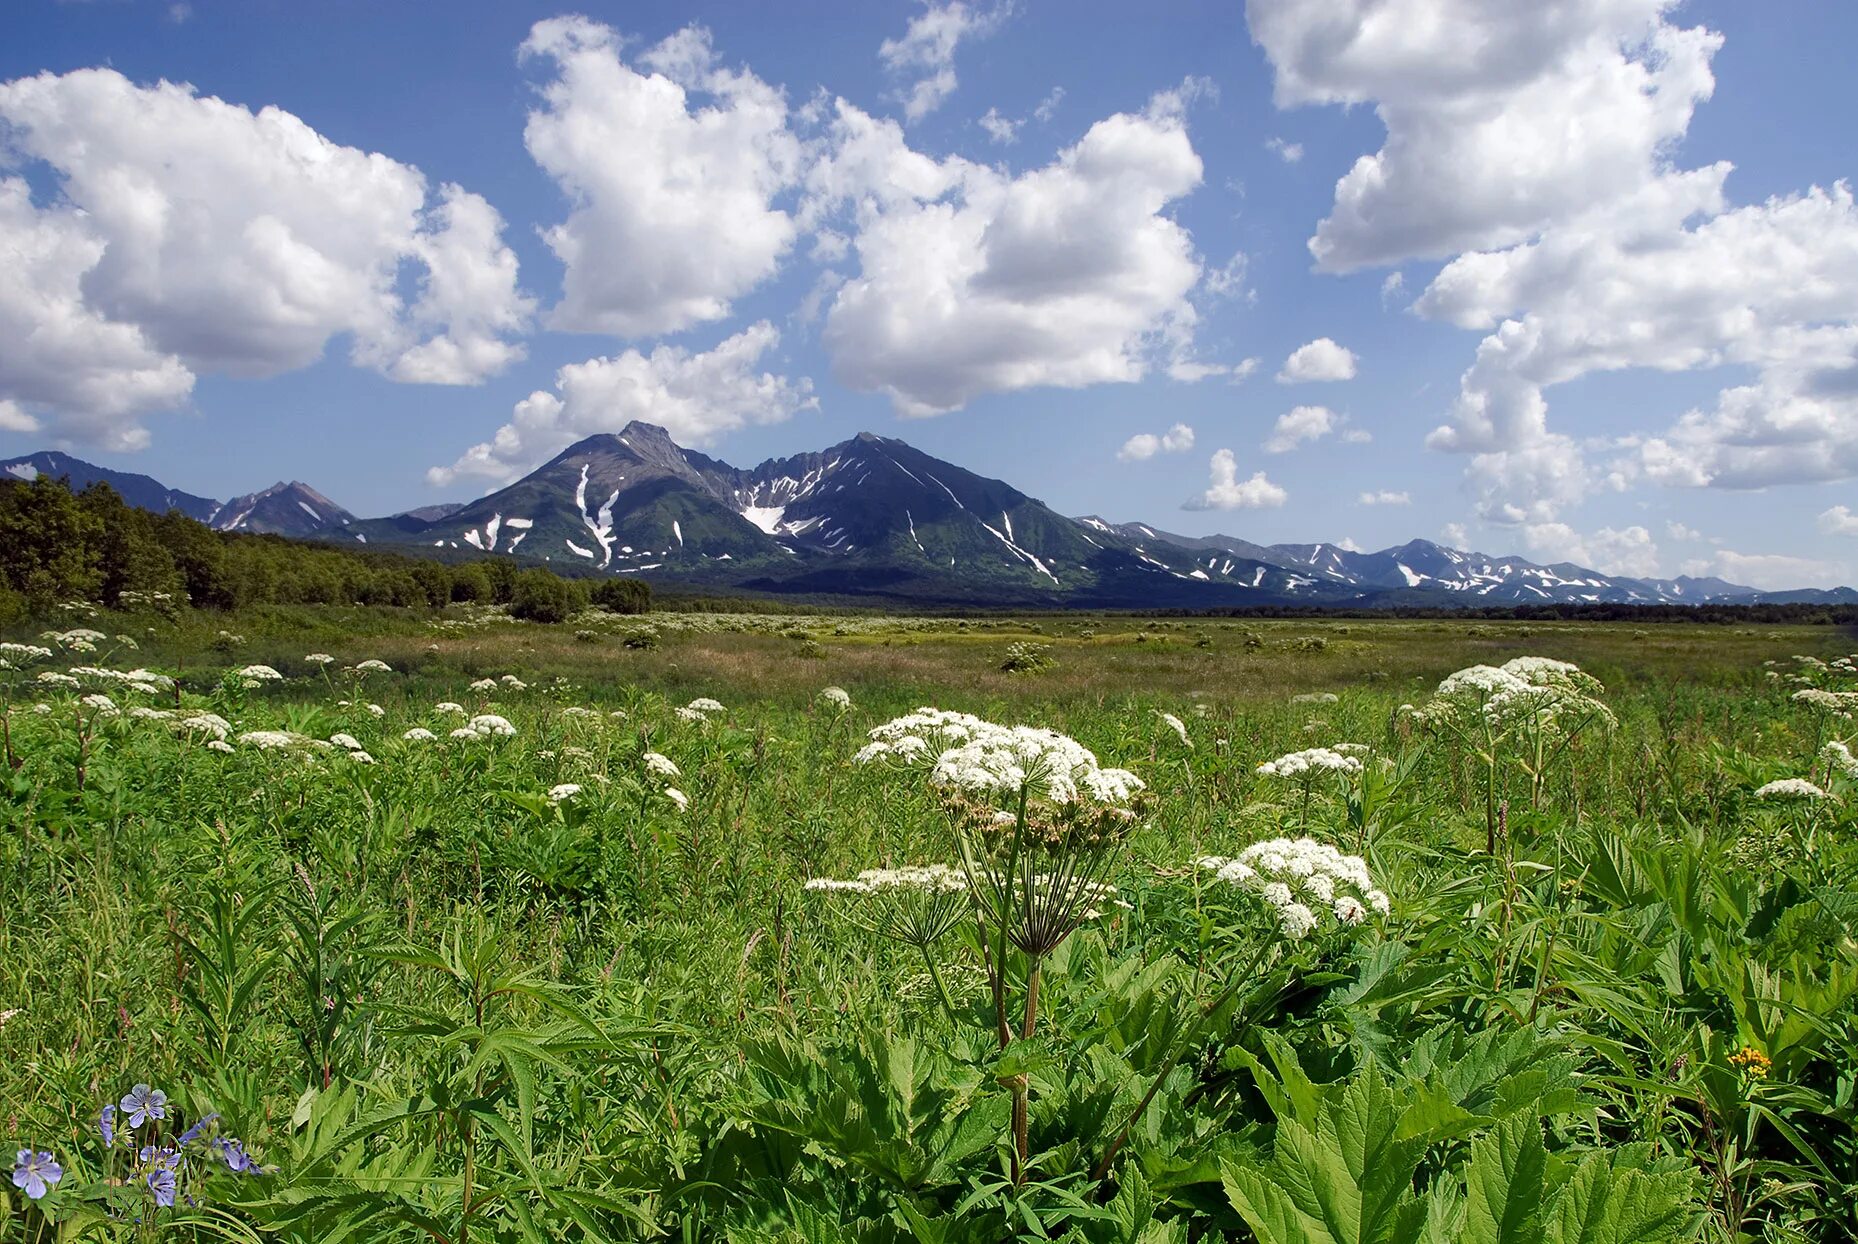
11;1149;62;1201
99;1103;117;1145
214;1137;251;1173
121;1084;168;1129
145;1165;176;1209
175;1113;219;1147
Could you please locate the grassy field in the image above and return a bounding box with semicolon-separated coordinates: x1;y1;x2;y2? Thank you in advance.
2;603;1856;1242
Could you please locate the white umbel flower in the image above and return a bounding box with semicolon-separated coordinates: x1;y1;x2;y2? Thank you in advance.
1755;778;1829;801
468;714;516;737
1157;711;1192;748
402;727;436;742
643;751;681;778
355;660;392;673
1256;748;1364;779
236;665;284;682
1199;836;1384;938
329;733;364;751
547;783;582;803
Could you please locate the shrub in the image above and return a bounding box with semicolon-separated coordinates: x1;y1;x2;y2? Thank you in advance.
509;570;575;624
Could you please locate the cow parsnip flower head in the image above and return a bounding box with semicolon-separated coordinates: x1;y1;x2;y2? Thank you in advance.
1256;747;1364;779
1755;778;1829;801
819;686;852;710
1199;836;1388;940
1823;741;1858;780
402;727;436;742
469;678;499;692
467;714;516;737
860;708;1144;807
1157;711;1192;748
354;660;392;674
235;665;284;682
305;653;335;665
687;697;726;715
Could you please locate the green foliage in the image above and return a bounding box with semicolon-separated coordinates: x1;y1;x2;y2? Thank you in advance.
2;616;1855;1239
0;473;650;621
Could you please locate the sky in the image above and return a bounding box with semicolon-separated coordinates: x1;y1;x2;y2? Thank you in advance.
3;0;1857;590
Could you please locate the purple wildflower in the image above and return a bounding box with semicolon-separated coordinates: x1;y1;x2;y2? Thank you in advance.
145;1164;176;1208
121;1084;168;1129
12;1149;62;1200
214;1137;252;1173
176;1113;219;1147
99;1103;117;1145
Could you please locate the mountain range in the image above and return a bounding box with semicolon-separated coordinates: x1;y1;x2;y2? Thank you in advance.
6;432;1853;609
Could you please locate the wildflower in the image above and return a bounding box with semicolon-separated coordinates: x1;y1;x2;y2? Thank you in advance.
238;730;307;750
173;712;232;741
449;727;481;741
347;751;376;765
643;751;681;778
79;692;118;713
329;733;364;751
1290;691;1340;704
99;1104;116;1145
1157;711;1192;748
1199;837;1386;938
36;671;80;688
122;1083;168;1128
175;1113;220;1148
236;665;284;682
354;659;392;673
402;727;436;742
687;697;725;714
365;703;385;717
469;678;499;692
547;783;582;803
305;653;335;665
467;714;515;737
1728;1046;1772;1080
1256;748;1364;779
11;1149;61;1200
146;1163;176;1208
206;740;234;754
1824;741;1858;780
674;706;706;724
1754;778;1828;801
214;1137;252;1173
663;787;690;811
434;701;466;715
805;864;968;894
500;675;527;690
819;686;852;710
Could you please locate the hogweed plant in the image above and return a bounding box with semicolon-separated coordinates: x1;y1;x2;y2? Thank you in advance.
1089;835;1388;1181
1404;656;1614;850
845;708;1144;1182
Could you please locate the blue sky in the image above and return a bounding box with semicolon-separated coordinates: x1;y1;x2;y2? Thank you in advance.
3;0;1857;588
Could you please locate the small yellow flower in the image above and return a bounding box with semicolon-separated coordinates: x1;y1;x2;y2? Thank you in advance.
1728;1046;1772;1080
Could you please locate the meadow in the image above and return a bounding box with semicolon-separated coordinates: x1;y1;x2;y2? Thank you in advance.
2;602;1856;1242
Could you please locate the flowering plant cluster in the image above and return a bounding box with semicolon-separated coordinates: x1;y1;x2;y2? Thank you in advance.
856;707;1144;807
9;1083;261;1225
1198;836;1389;939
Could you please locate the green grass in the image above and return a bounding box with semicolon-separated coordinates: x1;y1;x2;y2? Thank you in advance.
1;603;1855;1241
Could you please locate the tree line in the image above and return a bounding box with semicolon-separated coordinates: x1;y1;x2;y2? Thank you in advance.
0;474;650;624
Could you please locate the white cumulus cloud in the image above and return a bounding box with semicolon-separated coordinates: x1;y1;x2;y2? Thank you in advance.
429;322;815;485
1821;506;1858;536
1248;0;1720;271
1357;490;1410;505
1117;422;1194;461
1521;522;1660;577
1277;337;1358;383
1681;549;1846;591
879;1;1011;123
1264;404;1340;453
0;67;532;449
522;18;802;339
809;89;1211;416
1183;449;1287;510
